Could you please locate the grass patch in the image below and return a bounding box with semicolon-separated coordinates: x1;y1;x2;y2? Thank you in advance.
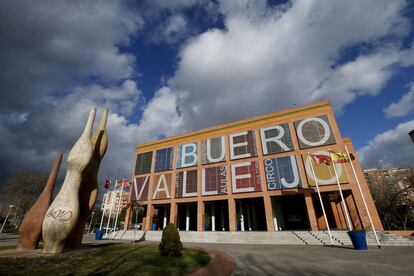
0;246;16;251
0;243;210;275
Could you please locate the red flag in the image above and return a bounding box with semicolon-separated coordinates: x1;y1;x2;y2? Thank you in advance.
329;150;355;163
310;153;331;166
123;179;130;189
104;179;110;189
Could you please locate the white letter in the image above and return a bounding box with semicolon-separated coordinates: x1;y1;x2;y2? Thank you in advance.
152;175;171;199
231;162;254;193
304;151;342;185
180;143;198;167
281;156;300;188
230;132;251;159
206;137;226;162
260;125;289;154
202;168;218;195
133;176;149;200
297;117;331;146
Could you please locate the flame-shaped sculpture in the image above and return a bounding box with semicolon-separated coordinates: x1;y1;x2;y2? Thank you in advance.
42;108;96;254
16;153;62;250
65;108;108;248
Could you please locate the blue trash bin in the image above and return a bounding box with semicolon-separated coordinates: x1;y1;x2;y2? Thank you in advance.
348;231;368;250
95;229;104;240
152;223;157;231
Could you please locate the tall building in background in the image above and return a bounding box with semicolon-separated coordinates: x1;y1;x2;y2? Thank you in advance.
101;190;130;217
124;101;383;232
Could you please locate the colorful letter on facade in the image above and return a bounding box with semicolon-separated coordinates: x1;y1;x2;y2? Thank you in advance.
135;151;153;175
229;131;258;160
131;176;149;201
152;174;172;199
264;156;302;190
177;142;198;168
260;123;294;155
202;136;226;164
231;161;261;193
176;170;197;198
202;166;228;196
295;115;336;149
302;151;348;186
155;147;174;172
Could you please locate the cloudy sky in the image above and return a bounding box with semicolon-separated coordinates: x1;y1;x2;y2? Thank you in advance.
1;0;414;195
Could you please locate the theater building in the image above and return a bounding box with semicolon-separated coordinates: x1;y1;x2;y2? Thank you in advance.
124;101;383;233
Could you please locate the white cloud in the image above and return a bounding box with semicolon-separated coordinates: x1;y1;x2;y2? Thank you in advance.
0;79;186;200
162;0;413;131
358;120;414;168
0;0;143;111
384;83;414;118
149;14;190;45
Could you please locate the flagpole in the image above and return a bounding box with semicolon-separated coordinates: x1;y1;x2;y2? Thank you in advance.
105;180;116;237
329;149;353;231
99;181;110;230
344;146;381;248
308;153;334;246
111;179;125;239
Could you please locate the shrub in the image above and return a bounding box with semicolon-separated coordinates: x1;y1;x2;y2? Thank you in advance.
159;223;183;256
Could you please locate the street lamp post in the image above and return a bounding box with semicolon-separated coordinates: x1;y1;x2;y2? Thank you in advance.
0;205;14;234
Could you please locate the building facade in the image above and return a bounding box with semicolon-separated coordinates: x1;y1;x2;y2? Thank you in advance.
124;101;383;232
102;190;130;217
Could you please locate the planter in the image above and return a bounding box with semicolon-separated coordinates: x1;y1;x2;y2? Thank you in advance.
348;231;368;250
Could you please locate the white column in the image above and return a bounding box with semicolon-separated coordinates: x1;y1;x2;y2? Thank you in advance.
272;200;279;231
211;203;216;232
246;203;252;231
163;206;167;229
221;204;225;231
185;204;190;231
239;201;245;232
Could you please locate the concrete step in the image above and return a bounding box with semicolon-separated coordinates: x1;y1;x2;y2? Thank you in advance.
107;230;414;246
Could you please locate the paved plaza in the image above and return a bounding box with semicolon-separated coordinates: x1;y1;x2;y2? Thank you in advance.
183;242;414;276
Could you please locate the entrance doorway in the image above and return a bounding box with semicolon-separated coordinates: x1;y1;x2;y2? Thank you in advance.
235;197;267;231
204;200;229;231
152;204;170;230
177;202;197;231
272;195;310;230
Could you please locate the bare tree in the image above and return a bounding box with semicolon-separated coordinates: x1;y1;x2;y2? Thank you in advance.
368;174;414;230
0;172;48;218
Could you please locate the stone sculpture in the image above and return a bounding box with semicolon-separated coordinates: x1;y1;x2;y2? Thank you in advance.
42;108;96;254
66;108;108;248
16;153;63;251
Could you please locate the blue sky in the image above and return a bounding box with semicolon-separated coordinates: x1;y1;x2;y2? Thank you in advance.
0;0;414;188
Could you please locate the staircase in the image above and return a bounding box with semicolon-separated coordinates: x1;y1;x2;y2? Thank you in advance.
111;230;414;246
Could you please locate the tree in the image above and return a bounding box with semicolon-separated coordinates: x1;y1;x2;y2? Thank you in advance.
0;172;48;218
368;173;414;230
159;223;183;256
